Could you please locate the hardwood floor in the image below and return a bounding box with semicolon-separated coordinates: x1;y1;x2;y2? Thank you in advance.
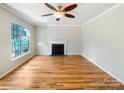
0;55;124;90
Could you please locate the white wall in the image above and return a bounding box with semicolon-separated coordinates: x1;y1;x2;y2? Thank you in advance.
36;26;82;55
81;4;124;83
0;6;35;78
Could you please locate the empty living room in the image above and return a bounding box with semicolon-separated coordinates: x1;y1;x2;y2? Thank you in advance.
0;0;124;92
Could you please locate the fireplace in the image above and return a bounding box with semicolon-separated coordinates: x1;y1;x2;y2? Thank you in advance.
52;44;64;56
49;40;67;56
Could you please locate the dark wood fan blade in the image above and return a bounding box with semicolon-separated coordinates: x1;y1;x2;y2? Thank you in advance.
56;18;60;21
44;3;57;11
63;4;77;12
42;14;53;17
65;13;75;18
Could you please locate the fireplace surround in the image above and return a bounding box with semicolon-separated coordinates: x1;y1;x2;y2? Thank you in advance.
49;40;67;56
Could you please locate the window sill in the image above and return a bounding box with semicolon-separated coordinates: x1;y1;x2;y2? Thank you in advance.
11;52;30;62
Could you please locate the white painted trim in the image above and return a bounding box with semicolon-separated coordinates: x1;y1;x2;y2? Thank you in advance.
49;40;68;55
80;53;124;84
81;3;121;26
37;24;82;27
0;4;36;26
0;55;34;79
1;4;81;27
1;3;119;27
11;52;31;61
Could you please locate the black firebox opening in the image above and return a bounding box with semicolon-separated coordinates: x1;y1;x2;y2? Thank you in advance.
52;44;64;56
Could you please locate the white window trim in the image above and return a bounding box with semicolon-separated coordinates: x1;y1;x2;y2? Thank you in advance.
11;52;31;61
11;22;31;61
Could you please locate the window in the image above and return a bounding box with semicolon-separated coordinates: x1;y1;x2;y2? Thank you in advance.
11;23;30;58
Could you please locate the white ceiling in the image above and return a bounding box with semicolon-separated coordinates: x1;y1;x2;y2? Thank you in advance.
5;3;117;26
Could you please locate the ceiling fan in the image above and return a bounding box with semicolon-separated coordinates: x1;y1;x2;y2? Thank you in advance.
42;3;78;21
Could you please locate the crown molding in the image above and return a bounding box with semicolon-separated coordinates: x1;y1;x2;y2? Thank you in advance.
1;3;82;27
37;24;82;27
0;3;37;26
1;3;118;28
81;3;121;26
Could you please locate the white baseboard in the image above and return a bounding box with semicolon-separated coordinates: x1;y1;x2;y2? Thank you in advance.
0;55;34;79
80;53;124;84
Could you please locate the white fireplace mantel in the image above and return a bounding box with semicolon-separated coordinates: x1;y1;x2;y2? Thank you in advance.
48;39;68;55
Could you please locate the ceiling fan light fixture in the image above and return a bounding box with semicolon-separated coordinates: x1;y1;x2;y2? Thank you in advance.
53;11;65;18
42;3;77;21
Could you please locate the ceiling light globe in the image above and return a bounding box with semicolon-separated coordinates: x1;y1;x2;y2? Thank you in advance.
54;11;65;18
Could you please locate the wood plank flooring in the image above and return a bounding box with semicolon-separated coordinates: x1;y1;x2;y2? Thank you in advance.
0;55;124;90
